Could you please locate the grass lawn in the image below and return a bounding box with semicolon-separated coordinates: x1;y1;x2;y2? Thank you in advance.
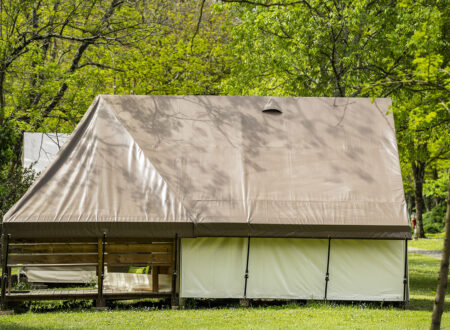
410;236;444;251
0;253;449;329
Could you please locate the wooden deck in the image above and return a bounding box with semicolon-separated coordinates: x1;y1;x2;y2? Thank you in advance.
5;289;171;302
1;236;180;307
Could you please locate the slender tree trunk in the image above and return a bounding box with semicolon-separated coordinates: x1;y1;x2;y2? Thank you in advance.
0;70;5;125
430;180;450;329
412;161;426;238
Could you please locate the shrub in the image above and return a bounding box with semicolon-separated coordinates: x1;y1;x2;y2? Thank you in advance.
0;165;36;220
423;203;447;234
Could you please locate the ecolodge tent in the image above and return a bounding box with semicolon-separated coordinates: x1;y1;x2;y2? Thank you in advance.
3;95;411;301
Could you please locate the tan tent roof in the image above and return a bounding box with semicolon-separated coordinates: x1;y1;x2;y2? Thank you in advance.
3;95;410;239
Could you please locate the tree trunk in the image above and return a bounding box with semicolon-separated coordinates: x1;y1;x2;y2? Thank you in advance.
0;70;5;125
430;180;450;329
407;192;415;216
412;161;426;238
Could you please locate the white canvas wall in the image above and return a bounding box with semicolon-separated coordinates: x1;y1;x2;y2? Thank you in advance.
247;238;328;299
180;237;247;298
181;237;406;301
23;132;70;173
327;239;405;301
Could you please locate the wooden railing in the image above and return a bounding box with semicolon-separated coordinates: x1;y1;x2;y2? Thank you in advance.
0;235;178;308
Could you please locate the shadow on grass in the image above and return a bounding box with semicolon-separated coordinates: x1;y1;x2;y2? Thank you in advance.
408;298;450;312
6;297;411;315
0;324;47;330
181;298;406;310
8;298;173;314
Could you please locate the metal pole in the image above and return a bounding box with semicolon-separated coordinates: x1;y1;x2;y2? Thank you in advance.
324;237;331;301
243;236;251;299
403;238;408;306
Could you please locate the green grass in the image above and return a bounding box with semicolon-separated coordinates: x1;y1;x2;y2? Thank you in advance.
409;236;444;251
0;253;448;329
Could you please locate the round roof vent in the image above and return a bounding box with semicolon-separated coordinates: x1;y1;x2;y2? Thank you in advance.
262;98;282;115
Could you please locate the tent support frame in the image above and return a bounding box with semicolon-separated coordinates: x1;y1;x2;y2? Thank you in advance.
324;237;331;301
403;238;408;308
243;236;251;301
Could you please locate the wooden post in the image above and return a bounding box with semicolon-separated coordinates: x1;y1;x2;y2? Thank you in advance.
171;235;178;309
96;234;106;308
1;234;10;309
152;266;159;293
7;267;11;294
177;237;184;308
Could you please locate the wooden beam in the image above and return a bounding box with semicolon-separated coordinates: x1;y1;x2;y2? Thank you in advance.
106;244;172;254
106;238;174;244
9;243;97;254
104;253;172;264
5;289;171;302
8;254;97;265
176;237;183;308
7;263;97;268
171;235;178;308
10;238;96;244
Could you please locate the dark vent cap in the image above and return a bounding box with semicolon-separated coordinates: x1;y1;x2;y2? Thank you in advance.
262;98;282;115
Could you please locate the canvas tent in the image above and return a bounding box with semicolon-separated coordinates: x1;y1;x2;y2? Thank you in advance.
20;133;169;290
22;133;95;284
3;95;411;302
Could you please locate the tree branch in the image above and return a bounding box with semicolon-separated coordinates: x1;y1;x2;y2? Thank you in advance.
76;61;125;72
191;0;207;50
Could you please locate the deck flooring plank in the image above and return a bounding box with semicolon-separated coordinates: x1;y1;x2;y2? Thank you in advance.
5;288;171;302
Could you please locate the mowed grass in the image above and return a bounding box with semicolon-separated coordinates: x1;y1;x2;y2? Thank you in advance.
410;237;444;251
0;253;449;329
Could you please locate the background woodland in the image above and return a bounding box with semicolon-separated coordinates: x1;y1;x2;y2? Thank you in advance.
0;0;448;238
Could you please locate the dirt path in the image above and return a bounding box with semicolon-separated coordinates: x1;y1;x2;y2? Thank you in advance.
408;247;442;259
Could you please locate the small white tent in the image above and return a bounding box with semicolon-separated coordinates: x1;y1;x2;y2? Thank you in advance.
5;95;411;301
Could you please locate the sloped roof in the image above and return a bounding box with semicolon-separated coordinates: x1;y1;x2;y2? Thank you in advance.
3;95;410;238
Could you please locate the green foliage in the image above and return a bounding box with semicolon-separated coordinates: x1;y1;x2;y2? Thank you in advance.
222;0;407;97
0;0;233;218
0;0;447;233
0;120;17;166
0;165;36;220
424;173;449;200
1;0;233;133
422;203;447;234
